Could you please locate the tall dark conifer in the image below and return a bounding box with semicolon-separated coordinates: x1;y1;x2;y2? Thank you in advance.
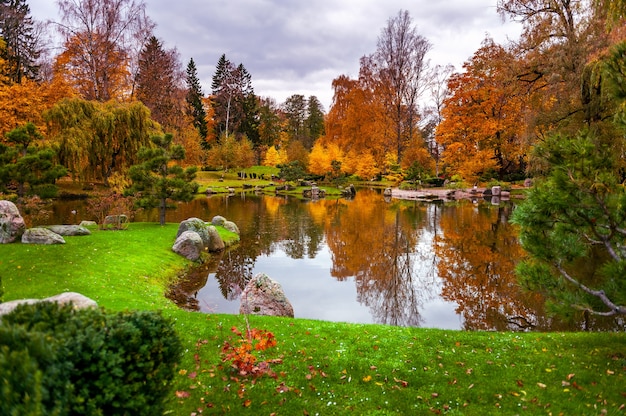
306;95;325;148
211;54;258;142
185;58;208;146
0;0;41;83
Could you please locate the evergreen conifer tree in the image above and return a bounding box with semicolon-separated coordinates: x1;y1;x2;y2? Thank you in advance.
185;58;208;146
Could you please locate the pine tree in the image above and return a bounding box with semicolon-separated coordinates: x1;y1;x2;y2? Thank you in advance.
0;123;67;197
185;58;208;146
306;95;325;148
210;54;258;141
126;133;198;225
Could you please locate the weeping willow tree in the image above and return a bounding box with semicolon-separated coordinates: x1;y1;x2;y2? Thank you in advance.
44;97;157;183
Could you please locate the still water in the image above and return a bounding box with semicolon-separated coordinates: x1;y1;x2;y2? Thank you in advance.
47;189;622;331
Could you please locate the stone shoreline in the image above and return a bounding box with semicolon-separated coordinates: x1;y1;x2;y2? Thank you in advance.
390;187;513;202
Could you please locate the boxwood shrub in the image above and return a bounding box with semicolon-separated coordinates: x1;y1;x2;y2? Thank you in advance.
0;302;182;416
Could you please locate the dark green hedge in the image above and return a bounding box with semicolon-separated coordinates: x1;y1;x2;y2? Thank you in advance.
0;302;181;415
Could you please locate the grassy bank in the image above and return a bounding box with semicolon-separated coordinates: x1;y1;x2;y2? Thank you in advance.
1;224;624;415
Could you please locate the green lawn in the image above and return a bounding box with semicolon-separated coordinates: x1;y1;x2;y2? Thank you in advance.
1;223;624;415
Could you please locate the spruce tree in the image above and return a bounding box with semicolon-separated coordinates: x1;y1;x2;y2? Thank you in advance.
185;58;208;146
211;54;258;141
306;95;325;148
0;0;41;83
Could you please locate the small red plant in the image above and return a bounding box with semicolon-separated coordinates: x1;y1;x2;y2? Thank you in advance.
221;326;280;377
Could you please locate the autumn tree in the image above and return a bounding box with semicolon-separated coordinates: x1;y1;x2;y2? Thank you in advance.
205;134;255;171
262;145;287;167
126;133;198;225
54;0;154;101
367;9;431;163
185;57;209;147
45;98;155;183
323;72;390;176
437;38;529;182
308;142;344;177
0;0;42;83
285;139;309;169
0;37;75;137
135;36;183;130
497;0;609;136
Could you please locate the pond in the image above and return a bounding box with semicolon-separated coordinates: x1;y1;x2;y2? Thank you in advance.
46;189;623;331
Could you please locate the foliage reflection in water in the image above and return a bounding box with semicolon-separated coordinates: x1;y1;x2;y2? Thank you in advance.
48;189;623;330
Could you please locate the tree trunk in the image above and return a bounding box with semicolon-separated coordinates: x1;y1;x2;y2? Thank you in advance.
159;197;167;225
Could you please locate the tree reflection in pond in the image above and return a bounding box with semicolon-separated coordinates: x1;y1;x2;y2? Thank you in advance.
49;189;624;330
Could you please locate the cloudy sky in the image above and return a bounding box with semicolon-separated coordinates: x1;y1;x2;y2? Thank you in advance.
29;0;521;110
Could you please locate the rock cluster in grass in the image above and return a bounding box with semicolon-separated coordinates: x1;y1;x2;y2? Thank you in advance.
0;200;91;245
239;273;294;318
211;215;240;235
172;216;240;261
0;292;97;317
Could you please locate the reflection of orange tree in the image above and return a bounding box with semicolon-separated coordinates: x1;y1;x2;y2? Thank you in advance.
324;191;438;326
435;202;553;330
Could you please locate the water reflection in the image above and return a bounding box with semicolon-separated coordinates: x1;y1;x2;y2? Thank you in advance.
41;190;623;330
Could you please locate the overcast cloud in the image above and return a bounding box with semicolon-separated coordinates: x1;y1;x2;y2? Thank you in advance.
29;0;521;109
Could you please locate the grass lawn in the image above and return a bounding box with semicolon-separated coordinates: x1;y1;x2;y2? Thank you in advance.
1;223;624;415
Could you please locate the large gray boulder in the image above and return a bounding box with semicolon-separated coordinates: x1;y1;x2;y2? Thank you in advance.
47;224;91;236
0;292;97;317
177;217;210;248
172;230;204;261
0;200;26;243
22;227;66;244
239;273;294;318
206;225;225;252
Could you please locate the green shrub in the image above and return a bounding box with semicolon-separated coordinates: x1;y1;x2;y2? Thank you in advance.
486;180;512;192
423;177;445;187
0;302;182;416
399;181;418;190
31;184;59;199
0;323;71;415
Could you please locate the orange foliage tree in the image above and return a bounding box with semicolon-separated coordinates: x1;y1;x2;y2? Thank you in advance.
437;38;529;182
0;39;73;139
323;73;390;176
55;0;154;102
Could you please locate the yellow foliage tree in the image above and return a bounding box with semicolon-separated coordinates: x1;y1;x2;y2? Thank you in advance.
309;142;344;176
263;145;288;167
